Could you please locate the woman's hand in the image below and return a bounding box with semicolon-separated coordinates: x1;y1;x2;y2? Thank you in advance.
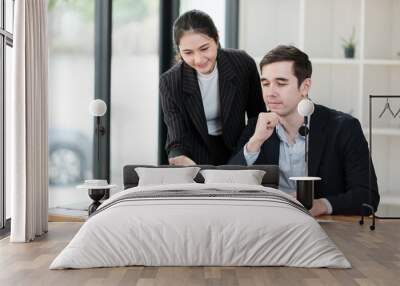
169;155;196;166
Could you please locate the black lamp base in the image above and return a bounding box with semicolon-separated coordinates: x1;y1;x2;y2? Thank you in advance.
88;188;106;215
290;176;321;210
296;180;314;210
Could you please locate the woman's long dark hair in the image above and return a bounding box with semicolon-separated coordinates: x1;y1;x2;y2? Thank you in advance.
173;10;220;61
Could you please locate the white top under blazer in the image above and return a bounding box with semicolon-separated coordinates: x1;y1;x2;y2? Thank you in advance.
197;64;222;136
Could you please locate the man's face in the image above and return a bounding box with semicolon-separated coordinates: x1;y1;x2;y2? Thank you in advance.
179;32;218;75
260;61;310;117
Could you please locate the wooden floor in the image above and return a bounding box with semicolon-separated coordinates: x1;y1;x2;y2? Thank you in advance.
0;218;399;286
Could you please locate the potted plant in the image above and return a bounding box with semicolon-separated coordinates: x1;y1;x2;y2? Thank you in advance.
341;27;356;58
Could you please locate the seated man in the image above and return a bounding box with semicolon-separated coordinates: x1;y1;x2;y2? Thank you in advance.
229;45;379;216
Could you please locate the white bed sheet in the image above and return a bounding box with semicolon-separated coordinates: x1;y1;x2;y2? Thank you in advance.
50;183;351;269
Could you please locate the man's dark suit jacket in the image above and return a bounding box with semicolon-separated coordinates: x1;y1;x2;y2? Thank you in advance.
229;104;380;215
160;48;266;164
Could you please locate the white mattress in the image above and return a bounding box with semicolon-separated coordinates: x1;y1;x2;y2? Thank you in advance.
50;183;351;269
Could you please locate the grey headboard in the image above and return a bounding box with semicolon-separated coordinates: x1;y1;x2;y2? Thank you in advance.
123;165;279;189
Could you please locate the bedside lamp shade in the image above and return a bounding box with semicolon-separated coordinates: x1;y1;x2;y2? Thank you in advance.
89;99;107;117
298;97;315;117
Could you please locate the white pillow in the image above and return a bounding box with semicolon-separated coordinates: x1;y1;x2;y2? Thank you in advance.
200;169;266;185
135;167;201;186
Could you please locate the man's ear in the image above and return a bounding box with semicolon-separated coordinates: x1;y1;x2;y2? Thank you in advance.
300;78;312;97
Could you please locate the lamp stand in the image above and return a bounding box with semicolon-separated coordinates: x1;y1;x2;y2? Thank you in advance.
304;116;309;176
291;116;321;210
95;116;108;199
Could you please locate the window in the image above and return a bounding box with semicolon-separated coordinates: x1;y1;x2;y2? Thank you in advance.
180;0;226;47
47;0;161;216
110;0;159;187
48;0;95;215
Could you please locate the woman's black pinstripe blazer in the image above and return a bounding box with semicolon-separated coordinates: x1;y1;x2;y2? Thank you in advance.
160;48;266;164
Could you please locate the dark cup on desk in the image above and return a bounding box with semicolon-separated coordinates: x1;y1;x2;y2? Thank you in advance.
290;177;321;210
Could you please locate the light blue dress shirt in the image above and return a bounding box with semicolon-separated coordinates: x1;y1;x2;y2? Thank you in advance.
243;123;332;214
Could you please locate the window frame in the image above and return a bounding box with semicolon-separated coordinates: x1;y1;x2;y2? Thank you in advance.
0;0;14;234
94;0;112;180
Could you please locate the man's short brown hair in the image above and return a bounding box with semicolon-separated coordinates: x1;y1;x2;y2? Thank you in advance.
259;45;312;87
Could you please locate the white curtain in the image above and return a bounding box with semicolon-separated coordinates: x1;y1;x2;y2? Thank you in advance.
9;0;48;242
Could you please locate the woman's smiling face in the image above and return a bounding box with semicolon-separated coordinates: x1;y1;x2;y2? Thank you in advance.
178;31;218;75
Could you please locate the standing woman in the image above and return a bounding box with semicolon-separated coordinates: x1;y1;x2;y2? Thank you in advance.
160;10;265;165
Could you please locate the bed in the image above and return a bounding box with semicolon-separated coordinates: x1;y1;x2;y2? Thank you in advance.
50;165;350;269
